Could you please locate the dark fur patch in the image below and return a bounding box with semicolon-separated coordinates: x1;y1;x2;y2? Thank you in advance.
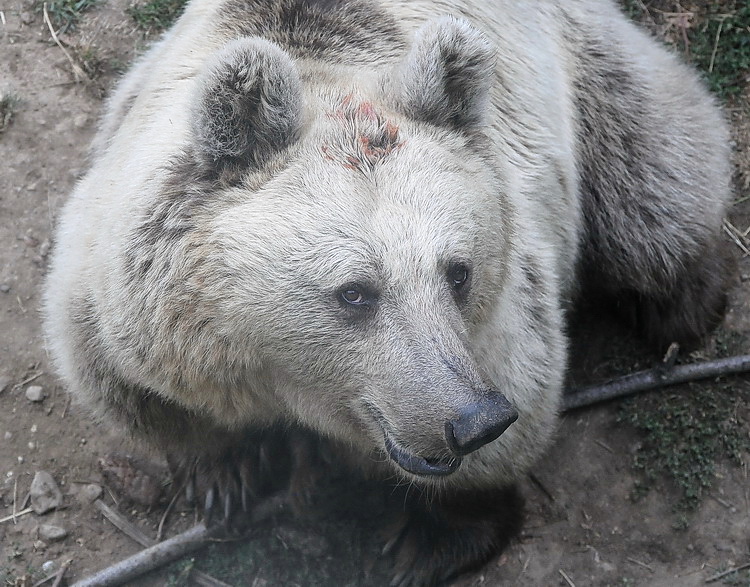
563;15;732;349
122;153;211;282
217;0;405;64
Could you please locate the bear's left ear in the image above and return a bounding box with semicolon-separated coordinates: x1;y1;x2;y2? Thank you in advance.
191;38;303;175
389;17;495;132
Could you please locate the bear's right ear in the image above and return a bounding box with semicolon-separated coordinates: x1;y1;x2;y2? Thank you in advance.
192;38;303;175
389;17;495;132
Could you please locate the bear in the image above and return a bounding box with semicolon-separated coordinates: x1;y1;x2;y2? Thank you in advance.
43;0;732;584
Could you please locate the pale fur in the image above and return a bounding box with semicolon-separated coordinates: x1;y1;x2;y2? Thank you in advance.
44;0;730;496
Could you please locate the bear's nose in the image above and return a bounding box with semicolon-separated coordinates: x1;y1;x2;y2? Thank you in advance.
445;393;518;456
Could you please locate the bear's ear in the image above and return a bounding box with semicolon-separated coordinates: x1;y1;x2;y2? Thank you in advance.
390;17;495;131
192;38;303;175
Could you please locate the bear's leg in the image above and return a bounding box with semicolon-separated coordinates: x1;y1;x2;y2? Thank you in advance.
581;236;734;351
619;243;733;350
385;484;524;586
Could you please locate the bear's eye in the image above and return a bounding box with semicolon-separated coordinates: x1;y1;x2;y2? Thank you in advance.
448;262;470;291
341;288;366;305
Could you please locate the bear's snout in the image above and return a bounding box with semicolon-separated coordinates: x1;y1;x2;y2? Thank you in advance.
445;392;518;457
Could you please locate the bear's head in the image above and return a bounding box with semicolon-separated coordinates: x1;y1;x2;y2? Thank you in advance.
181;18;537;484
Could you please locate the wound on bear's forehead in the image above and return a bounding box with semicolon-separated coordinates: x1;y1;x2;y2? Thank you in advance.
322;94;404;171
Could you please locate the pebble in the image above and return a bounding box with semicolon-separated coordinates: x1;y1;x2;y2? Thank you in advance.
78;483;103;504
4;431;11;440
30;471;63;514
38;239;51;258
19;11;34;25
41;560;56;574
38;524;68;542
0;284;9;293
25;385;44;402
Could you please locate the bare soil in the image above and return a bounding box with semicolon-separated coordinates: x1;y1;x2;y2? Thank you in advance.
1;1;748;585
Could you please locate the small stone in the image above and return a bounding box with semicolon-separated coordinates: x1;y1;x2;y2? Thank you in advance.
0;284;9;293
38;239;51;258
20;11;34;25
4;431;11;440
73;113;90;129
41;560;56;574
78;483;103;504
34;540;47;551
30;471;63;514
25;385;44;403
38;525;67;542
17;456;24;464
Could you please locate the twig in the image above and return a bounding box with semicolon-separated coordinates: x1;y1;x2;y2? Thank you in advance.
705;561;750;583
558;569;576;587
594;439;614;454
94;499;155;547
62;392;71;418
708;18;725;73
192;570;235;587
528;472;555;502
42;3;89;83
723;221;750;255
51;559;72;587
13;477;17;522
627;557;654;572
14;370;44;388
563;355;750;411
70;523;222;587
0;507;33;524
78;492;290;586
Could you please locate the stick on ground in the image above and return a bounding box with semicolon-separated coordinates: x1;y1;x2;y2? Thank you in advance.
563;354;750;411
73;491;290;586
70;523;222;587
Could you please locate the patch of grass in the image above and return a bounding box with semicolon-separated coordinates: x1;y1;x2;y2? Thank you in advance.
127;0;188;32
621;1;750;99
688;3;750;98
39;0;98;33
617;364;750;518
0;89;20;133
73;44;106;79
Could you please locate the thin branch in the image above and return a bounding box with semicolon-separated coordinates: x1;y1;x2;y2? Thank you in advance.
558;569;576;587
192;570;235;587
564;355;750;411
708;18;725;73
42;3;89;83
0;507;32;524
70;523;221;587
51;559;72;587
94;500;155;547
705;561;750;583
75;491;290;586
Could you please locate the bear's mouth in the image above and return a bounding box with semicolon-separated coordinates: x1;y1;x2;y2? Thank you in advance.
382;432;462;477
362;403;462;477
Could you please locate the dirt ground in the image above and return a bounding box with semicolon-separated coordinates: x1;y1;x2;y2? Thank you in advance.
0;1;749;585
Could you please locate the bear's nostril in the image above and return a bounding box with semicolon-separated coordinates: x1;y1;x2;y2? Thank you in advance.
446;393;519;456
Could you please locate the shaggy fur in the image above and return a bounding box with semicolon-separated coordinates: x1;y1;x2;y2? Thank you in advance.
44;0;732;583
